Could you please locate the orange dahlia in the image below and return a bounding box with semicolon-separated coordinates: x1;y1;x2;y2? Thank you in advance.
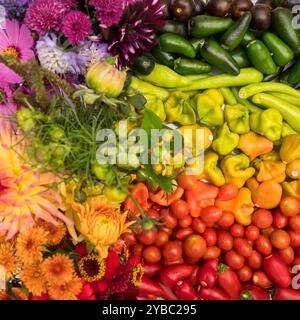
48;275;83;300
0;241;18;278
0;118;72;240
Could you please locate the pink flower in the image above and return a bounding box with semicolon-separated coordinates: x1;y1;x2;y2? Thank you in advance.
62;11;92;45
0;84;18;117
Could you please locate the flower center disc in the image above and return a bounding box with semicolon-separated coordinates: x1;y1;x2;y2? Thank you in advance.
2;47;20;59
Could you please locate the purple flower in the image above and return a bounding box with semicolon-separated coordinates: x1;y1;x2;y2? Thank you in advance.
0;0;32;21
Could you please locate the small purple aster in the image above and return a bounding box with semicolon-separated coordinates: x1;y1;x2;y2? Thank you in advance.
62;11;92;45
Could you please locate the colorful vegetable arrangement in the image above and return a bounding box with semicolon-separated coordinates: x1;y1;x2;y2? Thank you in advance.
1;0;300;302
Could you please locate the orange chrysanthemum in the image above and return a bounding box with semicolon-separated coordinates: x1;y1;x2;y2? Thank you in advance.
16;227;48;265
42;253;75;286
0;118;72;240
38;220;66;246
48;275;83;300
20;262;47;296
0;241;18;277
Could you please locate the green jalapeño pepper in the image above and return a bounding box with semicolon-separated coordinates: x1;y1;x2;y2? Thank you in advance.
240;31;256;47
188;15;233;38
212;123;240;156
151;46;176;69
231;48;250;68
200;39;240;75
225;104;250;134
246;40;277;75
221;11;252;51
262;32;294;67
159;20;188;37
174;58;212;75
287;58;300;85
159;33;196;59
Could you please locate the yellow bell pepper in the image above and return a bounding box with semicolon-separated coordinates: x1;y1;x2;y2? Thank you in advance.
283;180;300;201
286;159;300;179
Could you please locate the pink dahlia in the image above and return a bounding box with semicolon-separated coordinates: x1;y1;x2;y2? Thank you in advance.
25;0;76;35
62;11;92;45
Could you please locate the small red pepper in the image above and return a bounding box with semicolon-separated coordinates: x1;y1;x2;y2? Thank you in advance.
160;264;194;287
263;254;292;288
143;263;163;279
197;259;218;288
198;287;230;300
124;183;149;215
217;263;242;299
273;287;300;300
173;279;197;300
158;282;179;300
137;277;164;296
240;285;270;300
150;187;184;206
189;265;200;287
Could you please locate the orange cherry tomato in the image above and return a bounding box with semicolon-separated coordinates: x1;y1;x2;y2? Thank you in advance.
203;246;221;260
183;235;207;259
192;217;206;234
247;250;263;269
217;230;233;251
252;209;273;229
237;265;252;282
245;225;260;241
230;224;245;238
270;229;291;250
143;246;161;263
154;231;169;247
225;250;245;269
278;246;295;265
280;196;300;217
289;215;300;232
234;238;253;257
217;211;235;228
203;228;217;247
255;235;273;256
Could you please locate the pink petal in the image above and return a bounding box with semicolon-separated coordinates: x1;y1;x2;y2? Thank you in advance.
18;24;34;49
4;20;19;47
0;64;22;83
20;48;34;62
0;29;10;49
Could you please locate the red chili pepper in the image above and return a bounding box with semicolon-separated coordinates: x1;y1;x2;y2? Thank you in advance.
158;282;179;300
273;287;300;300
124;183;149;215
173;279;197;300
150;187;184;206
217;263;242;299
263;254;292;288
240;285;270;300
189;265;200;287
160;264;194;287
138;277;164;296
143;263;163;279
197;259;218;288
198;287;230;300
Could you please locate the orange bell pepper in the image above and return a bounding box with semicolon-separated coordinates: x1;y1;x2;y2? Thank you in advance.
150;187;184;206
124;183;149;215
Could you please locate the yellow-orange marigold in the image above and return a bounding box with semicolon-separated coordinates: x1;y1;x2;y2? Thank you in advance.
48;275;82;300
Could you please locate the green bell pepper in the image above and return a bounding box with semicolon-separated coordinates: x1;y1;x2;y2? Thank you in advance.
224;104;250;134
212;123;240;156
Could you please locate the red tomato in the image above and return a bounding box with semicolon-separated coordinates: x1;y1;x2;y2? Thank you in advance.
252;271;273;289
132;244;144;257
255;235;273;255
237;265;252;282
158;226;173;237
175;227;194;241
293;256;300;265
203;228;217;247
217;230;233;251
217;211;235;228
225;250;245;269
201;206;223;227
261;226;275;237
143;246;161;263
273;209;288;229
122;232;137;247
148;208;160;219
184;255;200;265
278;246;295;265
192;217;206;233
289;229;300;248
177;173;198;190
217;183;239;201
289;215;300;232
230;224;245;238
234;238;253;257
252;209;273;229
183;235;207;259
162;257;184;267
162;241;183;261
245;225;260;241
270;229;291;250
203;246;221;260
178;216;192;228
137;229;157;245
247;250;263;269
171;200;190;219
154;231;169;247
280;196;300;217
161;209;178;229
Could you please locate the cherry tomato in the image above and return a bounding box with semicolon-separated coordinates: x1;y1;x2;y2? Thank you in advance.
237;265;252;282
217;211;235;228
171;200;190;219
293;256;300;266
177;173;198;190
201;206;223;227
230;224;245;238
161;209;177;229
273;209;288;229
255;235;273;256
178;216;192;228
280;196;300;217
192;218;206;233
278;246;295;265
203;246;221;260
175;227;194;241
162;257;184;267
162;241;183;262
270;229;291;250
245;225;260;241
137;229;157;245
143;246;161;263
132;244;144;257
154;231;169;247
234;238;253;257
252;209;273;229
261;226;275;237
289;215;300;232
247;250;263;269
122;232;137;247
252;271;273;289
158;226;173;237
203;228;217;247
217;230;233;251
289;229;300;248
225;250;245;269
217;183;239;201
183;235;207;259
148;208;160;219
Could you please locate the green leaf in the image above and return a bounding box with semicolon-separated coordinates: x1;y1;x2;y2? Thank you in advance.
144;163;172;193
128;94;146;111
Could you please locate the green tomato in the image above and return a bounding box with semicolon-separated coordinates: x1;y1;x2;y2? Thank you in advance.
103;186;127;203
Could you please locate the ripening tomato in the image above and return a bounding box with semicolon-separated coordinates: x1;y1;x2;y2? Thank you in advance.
261;226;275;237
252;209;273;229
203;228;217;247
162;241;183;261
183;235;207;259
289;215;300;232
217;183;239;201
289;229;300;248
177;173;198;190
122;232;137;247
237;265;252;282
161;209;177;229
171;200;190;219
245;225;260;241
225;250;245;269
255;235;273;256
270;229;291;250
154;231;169;247
280;196;300;217
252;271;273;289
143;246;161;263
203;246;221;260
137;229;157;245
278;246;295;265
201;206;223;227
273;209;288;229
132;244;144;257
217;230;233;251
230;224;245;238
192;218;206;234
175;227;194;241
217;211;235;228
247;250;263;269
148;208;160;219
178;215;193;228
234;238;253;257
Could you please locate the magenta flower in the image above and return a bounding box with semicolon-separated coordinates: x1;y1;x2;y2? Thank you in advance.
62;11;92;45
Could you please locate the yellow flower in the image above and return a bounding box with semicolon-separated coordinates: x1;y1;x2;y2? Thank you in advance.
72;196;135;258
78;253;106;282
0;241;18;278
48;275;82;300
38;220;66;246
